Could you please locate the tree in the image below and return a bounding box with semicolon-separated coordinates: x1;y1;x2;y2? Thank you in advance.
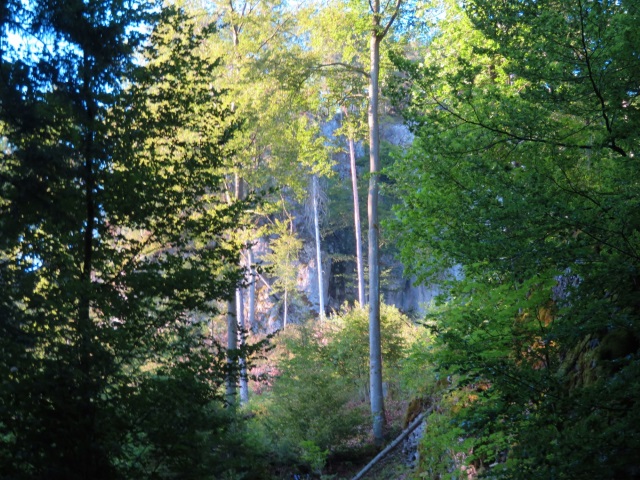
263;216;303;329
0;1;154;476
204;0;335;334
366;0;403;446
304;1;370;307
225;174;244;406
199;0;310;402
390;0;640;475
265;323;366;468
304;0;408;444
311;174;327;319
345;113;368;306
295;115;334;321
0;3;257;477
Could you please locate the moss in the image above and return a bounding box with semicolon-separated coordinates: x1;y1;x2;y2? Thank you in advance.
403;397;430;429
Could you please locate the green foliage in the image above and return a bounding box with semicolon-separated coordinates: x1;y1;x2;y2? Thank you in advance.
0;3;266;478
397;326;435;397
206;0;328;209
263;217;303;301
326;303;410;399
263;323;367;458
419;405;475;480
299;440;330;475
389;0;640;477
117;365;247;479
254;304;417;474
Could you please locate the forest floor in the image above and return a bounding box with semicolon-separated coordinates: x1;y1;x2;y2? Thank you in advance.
323;414;419;480
324;445;415;480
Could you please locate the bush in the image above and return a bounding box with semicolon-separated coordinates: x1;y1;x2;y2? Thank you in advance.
263;323;367;459
255;305;420;474
325;303;412;401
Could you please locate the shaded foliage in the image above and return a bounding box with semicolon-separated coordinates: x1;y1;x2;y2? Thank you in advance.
255;304;415;474
389;0;640;477
0;3;266;478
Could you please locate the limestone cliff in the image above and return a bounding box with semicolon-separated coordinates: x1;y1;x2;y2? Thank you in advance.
246;115;443;332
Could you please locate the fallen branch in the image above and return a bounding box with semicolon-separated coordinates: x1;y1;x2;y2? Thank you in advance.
351;408;431;480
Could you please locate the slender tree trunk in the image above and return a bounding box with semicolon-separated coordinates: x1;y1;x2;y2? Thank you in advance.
226;292;238;406
247;247;256;328
226;173;243;406
80;61;96;370
237;287;249;404
368;2;385;446
77;61;109;475
239;247;255;404
283;288;288;329
312;175;325;320
349;136;366;306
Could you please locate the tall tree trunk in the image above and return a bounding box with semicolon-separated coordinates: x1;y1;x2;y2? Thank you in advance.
77;63;107;475
283;288;288;329
247;247;256;328
349;136;366;306
312;175;326;320
237;287;249;404
226;292;238;406
368;1;385;446
226;173;243;406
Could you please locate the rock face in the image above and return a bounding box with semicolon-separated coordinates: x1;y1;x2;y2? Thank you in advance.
402;420;426;468
247;115;440;332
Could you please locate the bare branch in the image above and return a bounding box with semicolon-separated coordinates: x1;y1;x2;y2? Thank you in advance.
432;95;625;155
315;62;369;78
380;0;402;40
577;0;626;156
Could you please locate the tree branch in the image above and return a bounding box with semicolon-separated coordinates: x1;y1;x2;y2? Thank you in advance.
577;0;627;157
380;0;402;40
315;62;369;78
432;95;620;155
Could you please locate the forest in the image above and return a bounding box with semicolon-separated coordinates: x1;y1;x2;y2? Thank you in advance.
1;0;639;479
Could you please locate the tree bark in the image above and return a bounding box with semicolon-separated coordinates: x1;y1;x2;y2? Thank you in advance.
368;0;385;446
312;175;326;320
237;287;249;404
349;136;366;306
247;247;256;328
226;292;238;406
226;172;243;406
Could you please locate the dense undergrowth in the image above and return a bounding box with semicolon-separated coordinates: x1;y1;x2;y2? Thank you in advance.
244;303;423;478
245;296;640;480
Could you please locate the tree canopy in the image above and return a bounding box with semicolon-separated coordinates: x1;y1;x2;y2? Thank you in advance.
2;0;640;478
389;0;640;476
0;3;262;478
